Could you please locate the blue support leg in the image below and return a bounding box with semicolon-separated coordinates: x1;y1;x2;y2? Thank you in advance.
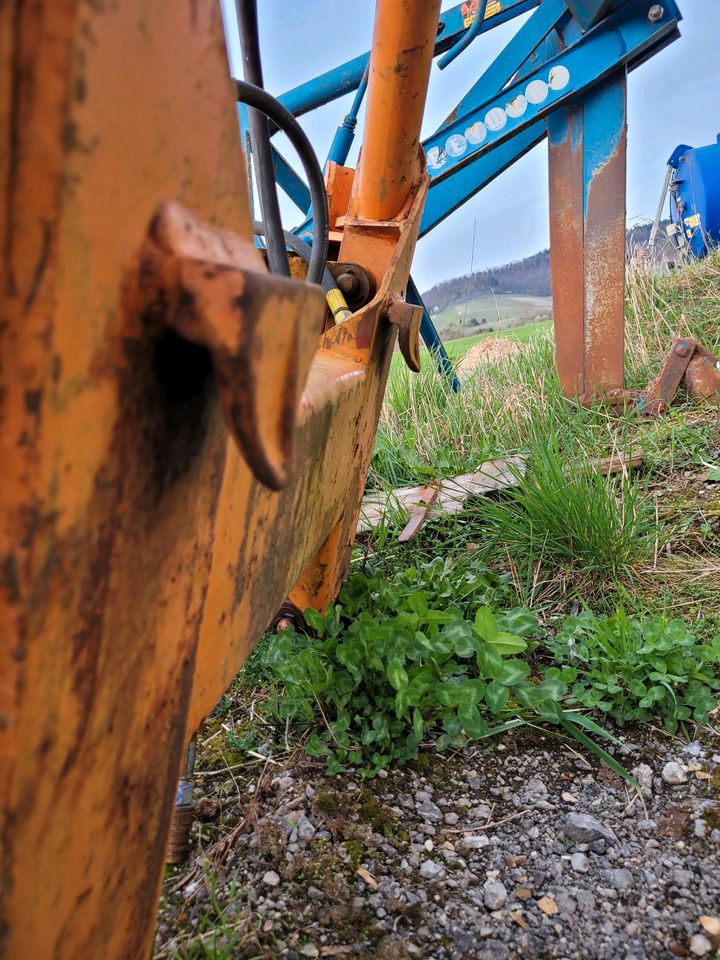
407;276;460;391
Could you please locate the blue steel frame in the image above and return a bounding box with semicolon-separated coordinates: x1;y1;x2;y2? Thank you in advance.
253;0;682;390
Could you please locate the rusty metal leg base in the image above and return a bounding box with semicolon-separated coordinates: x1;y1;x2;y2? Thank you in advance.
548;68;628;402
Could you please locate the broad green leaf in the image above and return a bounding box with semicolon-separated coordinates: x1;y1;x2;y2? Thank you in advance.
473;607;498;642
458;678;486;706
444;620;478;658
495;608;539;637
386;656;408;693
485;680;509;713
476;643;503;679
537;699;563;723
490;631;528;655
497;659;531;686
458;701;488;738
303;607;325;633
305;732;331;757
437;682;462;707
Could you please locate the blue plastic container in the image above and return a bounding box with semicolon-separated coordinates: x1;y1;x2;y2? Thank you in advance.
668;135;720;258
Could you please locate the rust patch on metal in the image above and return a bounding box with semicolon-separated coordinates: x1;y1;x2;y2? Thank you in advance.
583;101;627;397
548;106;585;398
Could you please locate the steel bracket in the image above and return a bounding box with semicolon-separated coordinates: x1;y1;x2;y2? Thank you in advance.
133;202;325;490
385;295;423;372
639;338;720;415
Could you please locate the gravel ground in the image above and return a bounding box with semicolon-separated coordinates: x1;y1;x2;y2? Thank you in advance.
156;729;720;960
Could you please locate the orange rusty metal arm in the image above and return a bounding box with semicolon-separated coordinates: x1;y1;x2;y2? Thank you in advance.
0;2;441;959
190;0;442;731
352;0;441;222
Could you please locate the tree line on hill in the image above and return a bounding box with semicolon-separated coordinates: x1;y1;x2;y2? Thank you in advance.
421;222;665;313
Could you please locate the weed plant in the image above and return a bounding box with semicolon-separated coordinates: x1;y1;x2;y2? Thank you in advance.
464;440;658;597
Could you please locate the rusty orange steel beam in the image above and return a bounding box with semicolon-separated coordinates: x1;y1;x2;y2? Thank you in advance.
353;0;442;222
0;1;440;958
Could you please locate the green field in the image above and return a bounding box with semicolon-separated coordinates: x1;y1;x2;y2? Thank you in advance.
443;317;553;358
391;316;552;371
431;292;552;335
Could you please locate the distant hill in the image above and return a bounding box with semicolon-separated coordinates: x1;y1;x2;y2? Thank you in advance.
422;251;550;313
422;222;669;313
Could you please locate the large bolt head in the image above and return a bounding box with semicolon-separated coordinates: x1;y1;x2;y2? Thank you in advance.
648;4;664;21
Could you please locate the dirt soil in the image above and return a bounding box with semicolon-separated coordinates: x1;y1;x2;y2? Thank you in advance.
456;339;526;378
155;727;720;960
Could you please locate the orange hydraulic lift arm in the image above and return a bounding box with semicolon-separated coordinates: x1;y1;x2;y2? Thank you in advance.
0;2;440;959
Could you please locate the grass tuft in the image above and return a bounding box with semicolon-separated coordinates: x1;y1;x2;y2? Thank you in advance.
464;440;658;600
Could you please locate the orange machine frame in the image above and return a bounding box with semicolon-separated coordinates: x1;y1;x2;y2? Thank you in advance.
0;1;440;957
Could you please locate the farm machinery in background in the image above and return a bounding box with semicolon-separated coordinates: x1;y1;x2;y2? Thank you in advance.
3;1;716;958
651;133;720;257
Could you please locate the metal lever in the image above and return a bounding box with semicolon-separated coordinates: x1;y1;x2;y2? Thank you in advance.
385;295;423;372
438;0;488;70
133;202;325;490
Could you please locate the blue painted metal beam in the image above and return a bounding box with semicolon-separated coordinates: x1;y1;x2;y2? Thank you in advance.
271;147;311;212
420;122;545;236
423;0;679;184
436;0;567;135
287;1;679;244
278;0;540;119
565;0;614;30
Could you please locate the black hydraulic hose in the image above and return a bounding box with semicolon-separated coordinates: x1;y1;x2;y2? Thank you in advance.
237;80;330;287
235;1;289;277
253;221;351;322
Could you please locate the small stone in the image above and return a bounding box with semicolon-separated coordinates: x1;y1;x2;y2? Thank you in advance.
662;761;688;785
637;819;657;833
296;815;315;840
608;868;634;891
632;764;654;792
576;890;597;913
417;799;444;823
562;792;579;804
563;813;615;843
689;934;712;956
300;945;319;958
483;880;507;911
525;777;548;797
571;852;589;872
537;896;559;916
445;812;460;825
424;839;434;852
378;769;388;778
272;775;295;791
515;888;532;901
556;892;577;915
262;871;280;888
701;917;720;937
459;835;489;851
420;859;445;880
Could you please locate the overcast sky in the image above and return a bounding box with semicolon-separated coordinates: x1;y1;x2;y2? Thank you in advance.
223;1;720;290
